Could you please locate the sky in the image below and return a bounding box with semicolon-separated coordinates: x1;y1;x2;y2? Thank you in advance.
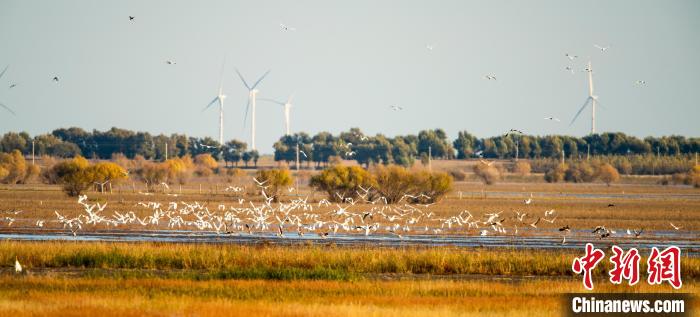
0;0;698;154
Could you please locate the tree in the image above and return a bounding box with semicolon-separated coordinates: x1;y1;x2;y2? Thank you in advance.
242;151;252;167
544;163;568;183
417;129;453;159
85;162;128;192
454;131;478;159
597;163;620;186
255;169;293;202
0;150;28;184
223;140;247;167
48;156;93;196
309;164;376;202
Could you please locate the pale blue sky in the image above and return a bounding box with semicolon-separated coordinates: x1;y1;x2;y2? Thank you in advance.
0;0;698;153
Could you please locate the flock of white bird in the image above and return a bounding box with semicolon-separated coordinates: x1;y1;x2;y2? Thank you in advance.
3;177;686;247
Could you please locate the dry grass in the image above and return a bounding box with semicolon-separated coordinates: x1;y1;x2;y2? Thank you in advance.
0;276;695;317
2;241;699;279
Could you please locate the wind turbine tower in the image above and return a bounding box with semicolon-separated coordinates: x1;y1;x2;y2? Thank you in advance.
203;60;227;144
259;94;293;135
569;61;599;135
235;68;271;150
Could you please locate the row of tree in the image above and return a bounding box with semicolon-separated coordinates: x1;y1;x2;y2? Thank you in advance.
0;127;697;165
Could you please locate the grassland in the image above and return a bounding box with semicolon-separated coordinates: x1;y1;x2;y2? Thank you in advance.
1;241;698;317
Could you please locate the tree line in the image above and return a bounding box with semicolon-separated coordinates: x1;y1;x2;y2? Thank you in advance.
0;127;697;166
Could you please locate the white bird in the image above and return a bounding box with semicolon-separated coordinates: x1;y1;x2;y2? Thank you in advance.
544;117;561;122
529;217;541;228
565;66;575;74
280;23;296;31
634;80;646;86
565;53;578;61
426;44;434;51
593;44;610;53
14;257;22;273
483;75;497;80
670;222;682;230
300;150;308;158
480;230;488;236
165;60;177;65
390;105;403;111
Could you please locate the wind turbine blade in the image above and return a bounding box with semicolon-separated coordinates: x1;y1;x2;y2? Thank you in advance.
234;68;251;90
569;97;591;126
286;93;294;105
242;99;250;129
250;70;271;89
202;97;218;112
0;65;7;80
258;97;284;105
0;102;16;116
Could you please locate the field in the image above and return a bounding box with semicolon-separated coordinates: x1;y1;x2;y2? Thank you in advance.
0;160;698;316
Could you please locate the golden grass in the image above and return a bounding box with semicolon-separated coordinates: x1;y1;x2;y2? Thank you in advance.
0;276;695;317
2;241;699;279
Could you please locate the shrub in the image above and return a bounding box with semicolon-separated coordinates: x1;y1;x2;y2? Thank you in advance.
310;165;376;202
373;165;416;203
564;162;597;183
85;162;128;192
473;163;500;185
544;163;567;183
597;163;620;186
448;169;467;181
512;161;531;176
135;162;168;191
255;169;293;201
0;150;27;184
411;170;453;203
194;153;218;169
373;165;453;203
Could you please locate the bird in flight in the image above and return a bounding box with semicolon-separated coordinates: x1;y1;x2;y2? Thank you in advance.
565;66;574;74
483;75;497;80
9;83;17;88
166;60;177;65
52;76;59;82
129;16;135;21
544;117;561;122
280;23;296;31
390;105;403;111
634;80;646;86
669;222;682;230
504;129;523;137
565;53;578;61
594;44;610;53
426;44;434;51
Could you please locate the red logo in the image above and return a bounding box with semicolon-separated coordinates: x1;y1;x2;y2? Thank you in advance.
572;243;606;290
647;246;682;289
609;246;640;286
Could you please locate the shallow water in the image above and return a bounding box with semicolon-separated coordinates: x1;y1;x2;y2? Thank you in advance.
2;229;698;256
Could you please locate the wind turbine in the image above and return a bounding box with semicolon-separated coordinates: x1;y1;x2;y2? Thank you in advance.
259;94;293;135
235;68;270;150
569;61;599;134
0;65;16;116
203;60;226;144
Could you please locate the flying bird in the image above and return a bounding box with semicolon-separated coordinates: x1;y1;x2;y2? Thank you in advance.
129;16;135;21
565;53;578;61
634;80;646;86
594;44;610;53
426;44;434;51
565;66;575;74
544;117;561;122
9;83;17;88
166;60;177;65
280;23;296;31
483;75;497;80
670;222;681;230
52;76;59;82
390;105;403;111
